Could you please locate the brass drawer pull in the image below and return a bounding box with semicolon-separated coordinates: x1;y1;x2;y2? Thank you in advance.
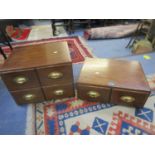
13;76;28;84
23;94;36;101
48;72;63;79
87;91;100;98
120;96;135;103
54;89;64;96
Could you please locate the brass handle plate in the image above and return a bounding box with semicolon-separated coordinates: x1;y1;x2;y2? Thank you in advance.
48;72;63;79
13;76;28;84
23;94;36;101
120;96;135;103
87;91;100;98
54;89;64;96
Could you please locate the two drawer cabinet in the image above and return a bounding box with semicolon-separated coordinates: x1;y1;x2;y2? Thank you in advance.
0;42;75;104
77;58;150;107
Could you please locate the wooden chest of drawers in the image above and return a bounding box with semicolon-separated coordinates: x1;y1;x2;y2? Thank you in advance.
77;58;151;107
0;42;75;104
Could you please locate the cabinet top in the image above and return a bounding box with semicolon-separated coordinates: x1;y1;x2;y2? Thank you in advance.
0;41;72;72
78;58;150;91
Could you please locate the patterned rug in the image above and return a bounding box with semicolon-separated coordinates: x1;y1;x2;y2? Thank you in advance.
6;25;31;41
0;37;93;64
35;94;155;135
36;74;155;135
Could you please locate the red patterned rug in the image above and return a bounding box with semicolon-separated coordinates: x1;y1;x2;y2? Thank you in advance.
0;37;93;64
6;25;31;41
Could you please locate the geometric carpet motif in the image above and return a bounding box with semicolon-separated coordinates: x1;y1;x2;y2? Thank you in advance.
36;98;114;135
135;107;153;122
36;95;155;135
69;121;91;135
0;36;93;64
108;111;155;135
92;117;108;134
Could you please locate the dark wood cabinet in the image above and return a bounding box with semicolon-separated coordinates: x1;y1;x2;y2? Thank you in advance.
0;42;75;104
77;58;150;107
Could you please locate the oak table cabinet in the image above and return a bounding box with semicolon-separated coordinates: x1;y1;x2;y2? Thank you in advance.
77;58;151;107
0;42;75;104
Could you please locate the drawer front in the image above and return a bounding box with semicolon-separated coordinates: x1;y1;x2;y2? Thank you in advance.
1;69;40;91
37;64;73;86
11;88;45;104
77;84;111;103
110;88;150;107
42;83;75;100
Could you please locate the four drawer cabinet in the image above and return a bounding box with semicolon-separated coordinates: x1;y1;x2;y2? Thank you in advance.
77;58;151;107
0;42;75;104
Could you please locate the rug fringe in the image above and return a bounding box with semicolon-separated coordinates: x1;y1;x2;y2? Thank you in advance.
25;104;36;135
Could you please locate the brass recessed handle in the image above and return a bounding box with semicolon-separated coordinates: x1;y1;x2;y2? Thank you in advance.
54;89;64;96
13;76;28;84
120;96;135;103
87;91;100;98
23;94;36;101
48;72;63;79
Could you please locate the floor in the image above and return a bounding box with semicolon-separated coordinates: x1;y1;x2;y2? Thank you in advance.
72;29;155;75
0;20;155;134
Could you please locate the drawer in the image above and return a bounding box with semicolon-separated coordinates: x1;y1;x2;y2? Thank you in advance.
42;83;75;100
1;69;40;91
11;87;45;104
37;64;73;86
110;88;150;107
77;84;111;103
